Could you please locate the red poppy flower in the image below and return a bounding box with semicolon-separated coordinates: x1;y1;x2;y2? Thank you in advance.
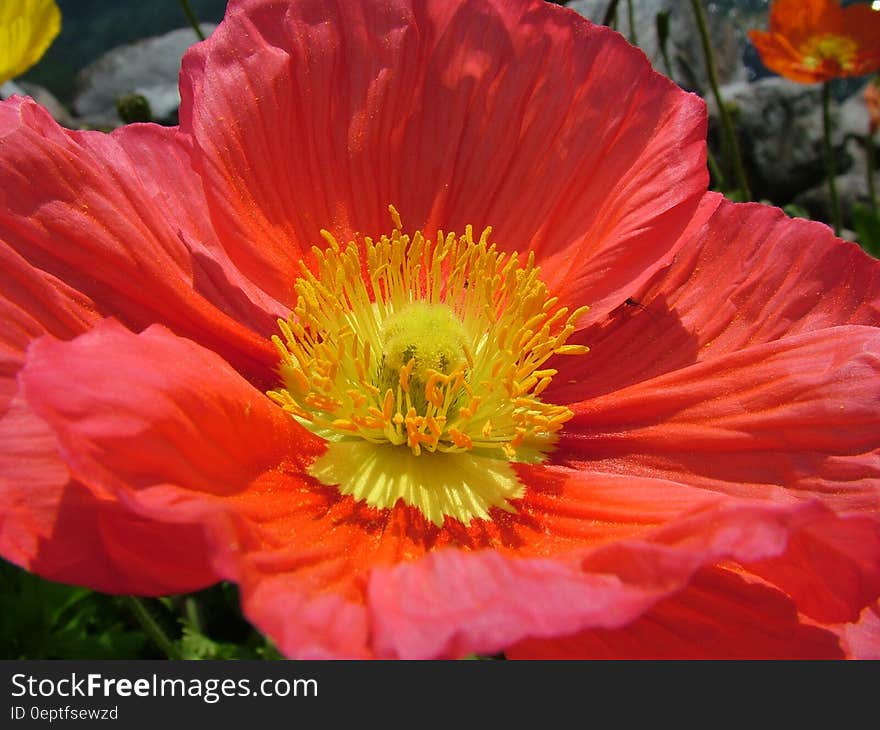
2;0;879;659
749;0;880;84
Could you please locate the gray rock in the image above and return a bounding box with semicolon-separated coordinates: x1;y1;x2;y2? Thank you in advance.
72;24;215;128
838;86;873;140
566;0;759;92
17;82;76;128
0;80;24;98
708;77;849;203
1;80;76;128
794;136;878;223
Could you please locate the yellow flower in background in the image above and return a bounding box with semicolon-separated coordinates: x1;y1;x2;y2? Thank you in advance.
0;0;61;86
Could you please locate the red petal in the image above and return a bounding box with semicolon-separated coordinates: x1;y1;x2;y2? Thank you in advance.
13;319;322;594
0;392;69;568
218;468;726;658
0;392;218;594
508;566;844;659
112;123;286;338
0;241;99;415
0;96;275;381
366;499;856;658
755;0;880;83
0;241;147;589
180;0;707;317
238;569;372;659
650;202;880;355
557;326;880;514
747;514;880;623
548;197;880;404
0;105;286;588
21;319;319;501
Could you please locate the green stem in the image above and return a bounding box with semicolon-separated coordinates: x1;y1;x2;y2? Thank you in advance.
689;0;751;199
184;596;203;635
179;0;206;42
656;11;673;77
602;0;622;27
822;82;842;234
707;148;727;191
866;134;877;215
124;597;183;660
660;46;673;78
626;0;638;46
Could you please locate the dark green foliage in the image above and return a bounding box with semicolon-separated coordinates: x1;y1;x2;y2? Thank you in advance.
0;560;279;660
782;203;810;219
0;559;145;659
853;203;880;258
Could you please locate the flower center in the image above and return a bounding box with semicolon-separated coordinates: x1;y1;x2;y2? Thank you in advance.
267;206;588;526
377;301;468;415
800;34;858;72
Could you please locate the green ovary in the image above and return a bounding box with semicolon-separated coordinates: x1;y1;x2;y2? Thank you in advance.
377;302;468;414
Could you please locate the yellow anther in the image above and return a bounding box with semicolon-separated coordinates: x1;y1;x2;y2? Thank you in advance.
347;389;367;408
448;427;473;450
304;393;341;412
555;344;590;356
389;204;403;231
399;358;415;393
534;377;553;397
382;389;395;421
267;208;589;465
331;419;358;432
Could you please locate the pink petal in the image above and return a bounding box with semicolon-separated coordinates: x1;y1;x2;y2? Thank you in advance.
837;602;880;659
21;319;319;501
14;319;323;594
508;566;844;659
0;240;99;415
227;468;725;658
645;200;880;354
180;0;708;317
557;326;880;515
112;123;286;337
548;196;880;403
0;392;218;595
238;570;372;659
367;498;856;658
0;96;276;381
0;392;69;568
0;241;154;590
746;514;880;623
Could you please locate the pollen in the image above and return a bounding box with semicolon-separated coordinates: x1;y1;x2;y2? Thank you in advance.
267;206;589;525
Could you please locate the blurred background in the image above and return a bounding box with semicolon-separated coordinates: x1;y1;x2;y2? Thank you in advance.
8;0;876;235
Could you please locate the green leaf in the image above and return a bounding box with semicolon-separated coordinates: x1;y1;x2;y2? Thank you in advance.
852;203;880;257
0;560;146;659
782;203;811;220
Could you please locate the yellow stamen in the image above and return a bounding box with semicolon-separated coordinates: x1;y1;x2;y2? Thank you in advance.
267;206;589;525
800;34;858;72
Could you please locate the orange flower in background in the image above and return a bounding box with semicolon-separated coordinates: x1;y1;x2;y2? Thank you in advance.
749;0;880;84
